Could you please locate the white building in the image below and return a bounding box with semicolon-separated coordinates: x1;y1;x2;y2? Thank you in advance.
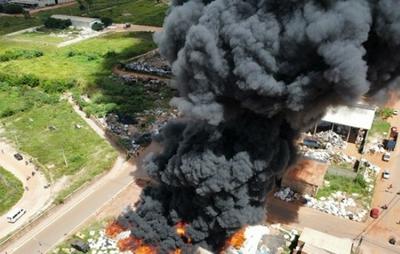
51;14;102;29
9;0;74;8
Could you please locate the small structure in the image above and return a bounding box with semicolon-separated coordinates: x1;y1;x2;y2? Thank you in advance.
51;14;102;29
10;0;74;8
296;227;352;254
281;159;328;196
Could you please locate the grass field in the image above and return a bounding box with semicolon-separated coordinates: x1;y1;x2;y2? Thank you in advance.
0;32;156;84
0;167;24;215
0;83;118;201
369;116;390;138
316;174;371;205
0;0;167;35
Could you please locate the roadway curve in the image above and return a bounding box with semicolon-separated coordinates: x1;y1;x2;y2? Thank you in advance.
0;138;51;240
1;98;138;254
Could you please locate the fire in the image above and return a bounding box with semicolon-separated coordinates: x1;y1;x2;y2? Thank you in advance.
170;249;182;254
225;227;246;250
105;221;126;238
135;245;157;254
175;222;192;243
117;236;142;252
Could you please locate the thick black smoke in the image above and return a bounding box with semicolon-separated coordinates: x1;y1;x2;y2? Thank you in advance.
117;0;400;253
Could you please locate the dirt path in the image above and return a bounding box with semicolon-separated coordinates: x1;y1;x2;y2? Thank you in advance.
0;139;51;240
29;2;77;14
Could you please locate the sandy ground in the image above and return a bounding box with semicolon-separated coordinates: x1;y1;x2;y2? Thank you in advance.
0;137;51;240
358;100;400;253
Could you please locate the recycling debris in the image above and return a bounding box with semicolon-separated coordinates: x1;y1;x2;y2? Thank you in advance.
124;62;172;77
304;192;368;222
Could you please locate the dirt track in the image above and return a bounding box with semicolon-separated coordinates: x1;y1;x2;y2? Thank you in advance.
0;138;51;240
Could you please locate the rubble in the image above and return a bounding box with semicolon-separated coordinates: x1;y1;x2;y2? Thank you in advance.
274;187;300;202
304;192;368;222
314;130;347;149
124;62;172;77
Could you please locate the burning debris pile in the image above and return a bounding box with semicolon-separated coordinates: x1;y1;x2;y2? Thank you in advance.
115;0;400;253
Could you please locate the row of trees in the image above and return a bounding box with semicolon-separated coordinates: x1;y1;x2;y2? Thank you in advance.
0;3;24;14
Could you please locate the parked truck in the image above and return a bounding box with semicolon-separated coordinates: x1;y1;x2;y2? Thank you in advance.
386;127;398;151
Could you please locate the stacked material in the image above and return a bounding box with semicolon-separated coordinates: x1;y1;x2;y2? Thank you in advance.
304;193;368;222
314;130;347;149
124;62;172;77
274;187;300;202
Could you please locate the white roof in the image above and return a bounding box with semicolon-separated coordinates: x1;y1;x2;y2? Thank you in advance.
51;15;101;23
299;227;352;254
322;104;376;130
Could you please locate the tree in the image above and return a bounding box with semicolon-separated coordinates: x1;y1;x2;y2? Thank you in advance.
1;3;24;14
100;17;113;27
44;17;72;29
91;22;104;31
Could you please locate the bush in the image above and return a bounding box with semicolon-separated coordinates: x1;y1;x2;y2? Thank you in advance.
40;79;75;94
0;49;43;62
378;108;395;120
91;22;104;31
0;3;24;14
44;17;72;29
100;17;113;27
18;74;40;87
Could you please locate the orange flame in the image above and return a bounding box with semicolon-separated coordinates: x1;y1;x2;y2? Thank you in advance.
105;221;126;238
170;249;182;254
117;236;142;252
134;245;157;254
225;227;246;250
175;222;192;244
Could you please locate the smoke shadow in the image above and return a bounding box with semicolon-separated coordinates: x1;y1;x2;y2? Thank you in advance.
265;191;301;225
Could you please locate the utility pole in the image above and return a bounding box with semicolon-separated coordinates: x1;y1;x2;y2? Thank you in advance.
62;148;68;167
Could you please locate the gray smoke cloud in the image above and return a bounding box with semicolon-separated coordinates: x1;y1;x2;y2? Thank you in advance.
117;0;400;253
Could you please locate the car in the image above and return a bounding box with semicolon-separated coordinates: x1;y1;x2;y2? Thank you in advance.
370;208;380;219
382;170;390;179
6;208;26;223
71;240;90;253
13;153;23;161
382;152;391;162
302;138;321;149
393;110;398;115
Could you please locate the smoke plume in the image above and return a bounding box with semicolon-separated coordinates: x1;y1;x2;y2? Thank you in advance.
117;0;400;252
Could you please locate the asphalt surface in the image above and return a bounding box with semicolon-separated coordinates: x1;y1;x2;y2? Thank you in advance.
5;157;134;254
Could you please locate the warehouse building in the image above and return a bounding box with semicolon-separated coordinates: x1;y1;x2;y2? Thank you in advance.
281;159;328;197
10;0;74;8
295;227;353;254
51;14;102;29
311;103;376;152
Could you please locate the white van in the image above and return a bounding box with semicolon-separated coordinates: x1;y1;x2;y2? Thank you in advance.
6;208;26;223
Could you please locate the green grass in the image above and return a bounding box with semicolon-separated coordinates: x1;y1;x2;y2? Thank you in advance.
316;174;370;201
370;116;390;138
2;101;117;178
52;219;111;254
0;167;24;215
0;88;117;200
0;32;156;84
0;0;167;35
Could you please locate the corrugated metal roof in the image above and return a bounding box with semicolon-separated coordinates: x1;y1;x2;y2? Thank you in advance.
322;104;376;130
299;227;352;254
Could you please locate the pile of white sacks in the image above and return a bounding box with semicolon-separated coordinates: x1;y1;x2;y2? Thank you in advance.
304;192;368;222
85;230;131;254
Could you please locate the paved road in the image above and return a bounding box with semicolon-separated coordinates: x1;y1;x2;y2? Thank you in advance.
1;99;137;254
5;158;135;254
0;140;51;240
